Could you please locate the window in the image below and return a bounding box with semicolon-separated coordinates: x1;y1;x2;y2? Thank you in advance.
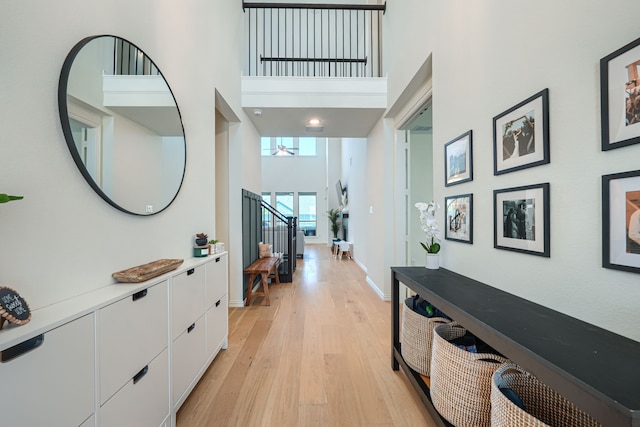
260;138;272;156
298;192;317;236
275;192;294;217
261;137;317;156
298;138;316;156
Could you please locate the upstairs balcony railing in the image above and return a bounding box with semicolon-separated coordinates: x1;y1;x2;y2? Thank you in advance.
243;2;385;77
113;38;159;76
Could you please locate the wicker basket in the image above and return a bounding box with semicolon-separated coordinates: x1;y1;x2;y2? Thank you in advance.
430;323;508;427
401;300;450;375
491;363;602;427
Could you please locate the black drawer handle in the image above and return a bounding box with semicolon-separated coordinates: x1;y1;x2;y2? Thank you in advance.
215;299;221;307
215;257;221;262
187;268;195;276
132;289;148;301
187;323;196;333
133;365;149;384
1;334;45;363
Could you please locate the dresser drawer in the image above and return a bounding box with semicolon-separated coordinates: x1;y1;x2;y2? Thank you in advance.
206;253;228;308
99;280;168;404
100;348;169;427
206;295;228;358
172;314;206;408
0;313;95;426
171;266;206;339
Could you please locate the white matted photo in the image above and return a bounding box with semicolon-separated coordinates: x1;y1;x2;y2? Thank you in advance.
494;183;550;257
444;194;473;244
493;89;549;175
444;130;472;186
601;36;640;150
602;170;640;273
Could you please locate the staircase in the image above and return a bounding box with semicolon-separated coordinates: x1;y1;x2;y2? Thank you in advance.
242;190;297;300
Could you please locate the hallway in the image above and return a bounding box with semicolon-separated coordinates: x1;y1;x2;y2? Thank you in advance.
176;244;435;426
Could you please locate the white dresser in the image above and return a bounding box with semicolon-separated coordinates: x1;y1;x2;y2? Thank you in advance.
0;253;228;427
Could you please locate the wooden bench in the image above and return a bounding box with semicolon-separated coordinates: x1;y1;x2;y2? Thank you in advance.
244;256;280;306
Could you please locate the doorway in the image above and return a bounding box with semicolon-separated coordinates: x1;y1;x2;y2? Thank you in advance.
401;100;433;267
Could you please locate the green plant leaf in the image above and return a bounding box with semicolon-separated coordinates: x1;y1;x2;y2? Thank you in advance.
0;194;23;203
430;243;441;254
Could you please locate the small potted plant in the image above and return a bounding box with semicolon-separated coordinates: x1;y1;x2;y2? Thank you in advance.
195;232;208;246
327;208;342;239
208;239;223;254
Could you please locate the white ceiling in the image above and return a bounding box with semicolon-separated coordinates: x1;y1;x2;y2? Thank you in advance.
241;76;388;138
243;106;386;137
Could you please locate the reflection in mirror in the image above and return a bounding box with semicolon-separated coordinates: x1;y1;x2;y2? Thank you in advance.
59;35;186;215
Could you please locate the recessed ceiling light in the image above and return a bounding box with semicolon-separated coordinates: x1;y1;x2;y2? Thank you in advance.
308;118;320;125
253;109;263;116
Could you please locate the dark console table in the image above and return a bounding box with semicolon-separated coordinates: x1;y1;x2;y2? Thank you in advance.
391;267;640;427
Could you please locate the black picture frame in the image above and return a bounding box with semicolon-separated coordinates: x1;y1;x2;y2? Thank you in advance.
444;194;473;244
600;36;640;151
602;169;640;273
494;183;550;257
444;130;473;186
493;89;549;175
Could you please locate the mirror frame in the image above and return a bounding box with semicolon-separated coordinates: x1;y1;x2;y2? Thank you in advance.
58;34;186;216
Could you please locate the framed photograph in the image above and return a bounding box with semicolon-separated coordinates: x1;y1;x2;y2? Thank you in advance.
445;194;473;244
444;130;473;186
493;89;549;175
602;169;640;273
494;183;550;257
600;36;640;151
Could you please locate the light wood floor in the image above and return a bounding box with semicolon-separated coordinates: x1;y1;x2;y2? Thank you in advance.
176;244;436;427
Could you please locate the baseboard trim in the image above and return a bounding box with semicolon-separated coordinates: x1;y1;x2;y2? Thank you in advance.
366;275;384;299
229;299;246;308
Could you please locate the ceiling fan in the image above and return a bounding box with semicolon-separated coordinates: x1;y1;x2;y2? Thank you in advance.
273;145;298;156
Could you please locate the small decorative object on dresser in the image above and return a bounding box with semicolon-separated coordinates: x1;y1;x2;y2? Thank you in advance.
209;239;225;254
112;259;184;283
195;232;208;246
194;233;209;257
0;286;31;330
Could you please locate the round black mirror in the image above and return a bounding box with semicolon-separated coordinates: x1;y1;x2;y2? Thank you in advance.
58;35;186;215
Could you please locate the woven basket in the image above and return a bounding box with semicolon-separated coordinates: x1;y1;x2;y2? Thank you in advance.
491;363;602;427
430;323;508;427
401;301;450;375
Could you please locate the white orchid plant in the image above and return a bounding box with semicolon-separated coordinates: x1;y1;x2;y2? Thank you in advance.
415;201;441;254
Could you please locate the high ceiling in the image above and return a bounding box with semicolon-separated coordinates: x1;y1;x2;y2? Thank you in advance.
241;77;388;138
243;106;386;137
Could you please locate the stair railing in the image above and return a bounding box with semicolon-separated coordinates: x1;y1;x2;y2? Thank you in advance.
261;199;297;282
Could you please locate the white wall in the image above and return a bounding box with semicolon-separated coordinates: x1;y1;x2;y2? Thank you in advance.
341;138;368;266
384;0;640;341
0;0;255;310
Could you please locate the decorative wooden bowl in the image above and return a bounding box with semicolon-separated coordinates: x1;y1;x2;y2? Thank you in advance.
112;259;184;283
